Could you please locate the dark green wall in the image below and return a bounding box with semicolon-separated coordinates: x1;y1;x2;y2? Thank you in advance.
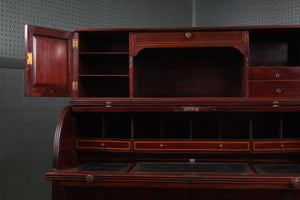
0;1;192;200
194;0;300;26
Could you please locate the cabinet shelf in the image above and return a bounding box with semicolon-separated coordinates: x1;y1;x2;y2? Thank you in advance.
79;74;129;77
79;52;129;55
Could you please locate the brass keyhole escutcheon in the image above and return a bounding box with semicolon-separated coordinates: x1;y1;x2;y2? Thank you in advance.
86;174;94;183
274;72;281;78
276;88;282;94
185;32;192;39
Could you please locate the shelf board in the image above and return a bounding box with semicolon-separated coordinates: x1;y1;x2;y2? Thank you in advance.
79;74;129;77
79;52;129;55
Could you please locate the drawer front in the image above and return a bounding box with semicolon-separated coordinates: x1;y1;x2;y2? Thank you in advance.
249;67;300;80
250;81;300;97
133;31;245;46
253;141;300;152
134;141;249;152
76;139;131;151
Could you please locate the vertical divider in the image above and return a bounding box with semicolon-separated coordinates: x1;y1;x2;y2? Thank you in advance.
129;32;134;97
102;114;105;138
189;114;193;140
131;113;134;140
249;114;253;140
244;30;250;97
160;113;164;139
279;114;283;139
219;113;223;140
248;113;253;163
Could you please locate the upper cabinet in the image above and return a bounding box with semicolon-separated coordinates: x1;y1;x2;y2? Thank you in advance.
24;25;300;98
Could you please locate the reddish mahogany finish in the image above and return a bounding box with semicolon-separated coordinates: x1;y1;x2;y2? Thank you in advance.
253;140;300;152
250;81;300;97
25;25;74;97
24;25;300;200
250;67;300;80
134;140;249;152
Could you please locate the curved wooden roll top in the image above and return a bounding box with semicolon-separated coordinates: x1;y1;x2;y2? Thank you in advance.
53;106;75;169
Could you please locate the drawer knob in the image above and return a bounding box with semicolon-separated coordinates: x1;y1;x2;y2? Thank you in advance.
86;174;94;183
159;144;164;148
291;177;300;187
219;144;223;148
274;72;281;78
280;144;285;148
101;143;106;147
276;88;282;94
185;32;192;39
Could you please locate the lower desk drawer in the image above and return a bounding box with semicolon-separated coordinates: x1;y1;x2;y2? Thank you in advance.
253;141;300;152
250;81;300;97
76;139;131;151
134;141;249;152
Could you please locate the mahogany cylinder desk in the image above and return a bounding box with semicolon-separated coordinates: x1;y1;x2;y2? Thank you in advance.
24;25;300;200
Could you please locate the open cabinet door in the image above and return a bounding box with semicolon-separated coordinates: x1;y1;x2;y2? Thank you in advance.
24;25;75;97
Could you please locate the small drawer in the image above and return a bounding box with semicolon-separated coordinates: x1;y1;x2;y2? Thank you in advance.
250;81;300;97
133;31;246;47
249;67;300;80
76;139;131;151
134;141;249;152
253;141;300;152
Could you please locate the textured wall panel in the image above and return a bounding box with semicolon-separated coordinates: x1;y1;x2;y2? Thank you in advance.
195;0;300;26
0;68;68;200
0;0;192;58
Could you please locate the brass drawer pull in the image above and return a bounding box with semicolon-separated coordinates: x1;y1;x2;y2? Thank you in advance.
86;174;94;183
274;72;281;78
219;144;223;148
280;144;285;148
185;32;192;39
159;144;164;148
276;88;282;94
100;143;106;147
291;177;300;187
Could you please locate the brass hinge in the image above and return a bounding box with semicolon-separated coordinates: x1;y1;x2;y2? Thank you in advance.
73;39;78;48
72;81;78;91
129;57;133;68
27;52;32;65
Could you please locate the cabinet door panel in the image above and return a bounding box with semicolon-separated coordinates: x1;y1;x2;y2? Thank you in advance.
25;25;74;97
